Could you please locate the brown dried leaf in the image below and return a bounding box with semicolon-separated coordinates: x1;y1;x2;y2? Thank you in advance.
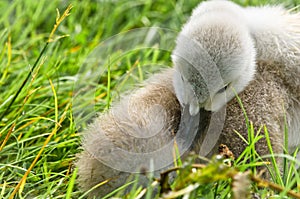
218;144;235;160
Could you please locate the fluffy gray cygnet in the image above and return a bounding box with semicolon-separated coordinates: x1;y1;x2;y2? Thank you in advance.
76;0;300;197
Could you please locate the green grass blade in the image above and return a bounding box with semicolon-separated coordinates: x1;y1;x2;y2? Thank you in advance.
264;125;283;186
66;167;78;199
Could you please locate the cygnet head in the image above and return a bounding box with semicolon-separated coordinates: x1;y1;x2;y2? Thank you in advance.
172;11;256;115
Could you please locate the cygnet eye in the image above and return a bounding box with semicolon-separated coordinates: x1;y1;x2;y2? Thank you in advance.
217;84;229;94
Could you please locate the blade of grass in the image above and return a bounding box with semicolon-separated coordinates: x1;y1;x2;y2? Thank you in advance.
77;179;111;199
249;121;256;175
66;167;78;199
231;88;250;129
263;125;283;186
106;57;112;109
173;140;182;168
286;148;299;184
0;33;11;84
283;110;289;184
102;181;137;199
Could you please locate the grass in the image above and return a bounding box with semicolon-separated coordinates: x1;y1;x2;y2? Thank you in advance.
0;0;300;198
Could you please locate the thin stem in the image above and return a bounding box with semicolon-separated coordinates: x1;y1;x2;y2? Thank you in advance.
0;42;49;122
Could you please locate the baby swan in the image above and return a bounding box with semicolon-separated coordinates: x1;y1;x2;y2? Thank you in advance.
77;1;300;197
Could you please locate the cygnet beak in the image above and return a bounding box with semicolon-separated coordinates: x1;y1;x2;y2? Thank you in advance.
204;100;212;111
